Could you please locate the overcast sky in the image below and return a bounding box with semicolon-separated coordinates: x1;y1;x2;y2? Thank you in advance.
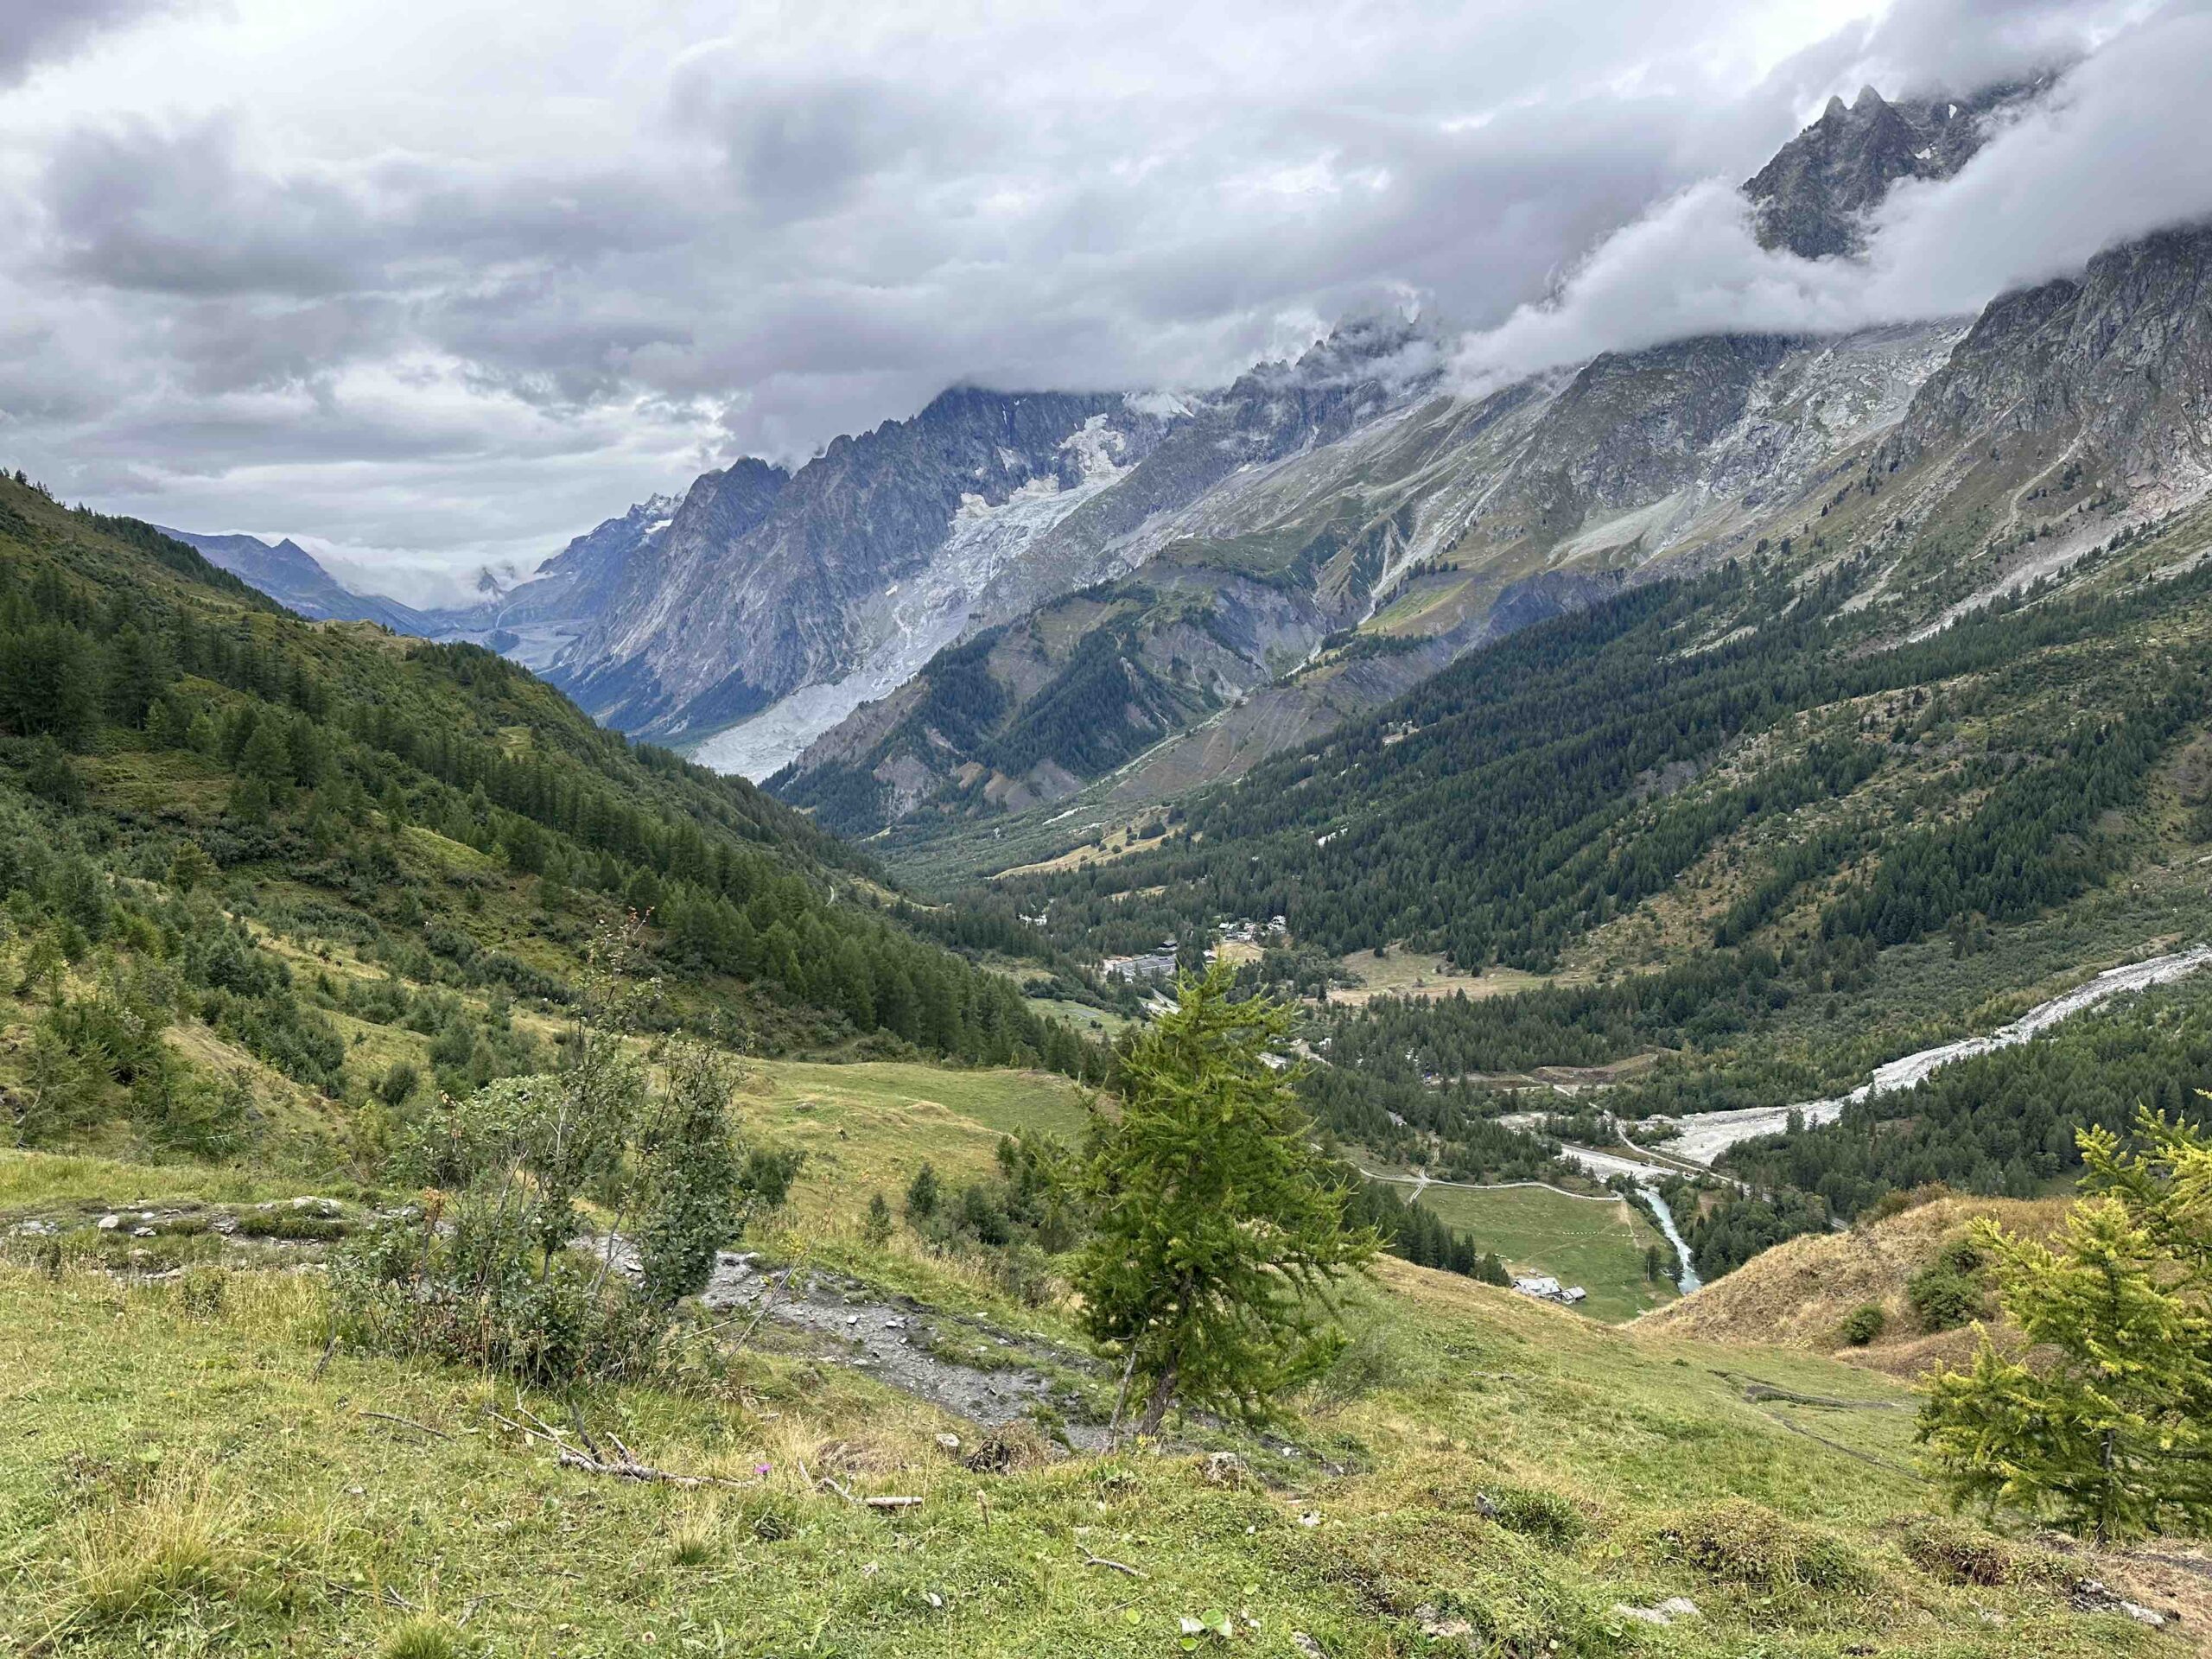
0;0;2195;602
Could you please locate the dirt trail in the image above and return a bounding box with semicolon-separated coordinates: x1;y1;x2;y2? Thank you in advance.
696;1252;1113;1448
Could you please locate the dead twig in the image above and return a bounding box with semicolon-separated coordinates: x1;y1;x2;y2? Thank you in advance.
566;1399;607;1463
484;1406;745;1489
358;1409;452;1442
810;1465;918;1509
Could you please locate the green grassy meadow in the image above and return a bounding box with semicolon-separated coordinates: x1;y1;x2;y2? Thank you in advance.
0;1220;2164;1659
1407;1183;1680;1323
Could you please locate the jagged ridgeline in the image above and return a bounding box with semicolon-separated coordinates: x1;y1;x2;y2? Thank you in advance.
0;474;1103;1157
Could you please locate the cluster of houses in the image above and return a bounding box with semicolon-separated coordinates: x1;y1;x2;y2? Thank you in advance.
1218;915;1289;946
1511;1274;1589;1306
1100;939;1183;982
1100;916;1290;982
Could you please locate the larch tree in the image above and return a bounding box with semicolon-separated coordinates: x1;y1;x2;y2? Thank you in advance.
1917;1109;2212;1542
1077;963;1378;1439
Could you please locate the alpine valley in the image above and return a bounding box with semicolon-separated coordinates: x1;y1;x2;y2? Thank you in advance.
9;35;2212;1659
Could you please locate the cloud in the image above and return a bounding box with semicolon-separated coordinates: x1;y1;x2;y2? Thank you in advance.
1452;0;2212;387
0;0;2192;594
0;0;183;86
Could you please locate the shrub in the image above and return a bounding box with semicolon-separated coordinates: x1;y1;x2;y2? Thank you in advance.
1840;1303;1886;1345
1661;1498;1866;1593
332;950;797;1390
1907;1235;1989;1329
1489;1484;1586;1549
375;1060;421;1107
1864;1182;1953;1224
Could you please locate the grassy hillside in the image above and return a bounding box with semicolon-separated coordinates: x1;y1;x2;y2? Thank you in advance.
3;1139;2193;1657
1642;1194;2068;1373
1402;1181;1678;1324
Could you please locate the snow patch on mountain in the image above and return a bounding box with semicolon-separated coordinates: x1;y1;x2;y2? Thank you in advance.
691;418;1138;779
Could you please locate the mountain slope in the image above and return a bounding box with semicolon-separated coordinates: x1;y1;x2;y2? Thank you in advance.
550;391;1181;763
158;527;434;634
0;473;1101;1168
416;493;679;671
772;317;1969;839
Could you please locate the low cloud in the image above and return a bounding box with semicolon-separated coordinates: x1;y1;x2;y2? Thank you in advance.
0;0;185;86
1453;1;2212;387
0;0;2195;589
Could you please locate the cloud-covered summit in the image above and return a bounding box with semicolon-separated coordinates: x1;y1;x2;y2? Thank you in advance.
0;0;2197;601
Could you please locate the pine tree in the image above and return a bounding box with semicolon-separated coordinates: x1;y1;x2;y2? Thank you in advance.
905;1161;940;1222
1077;964;1378;1437
168;841;218;894
863;1192;894;1249
239;720;293;791
1918;1109;2212;1541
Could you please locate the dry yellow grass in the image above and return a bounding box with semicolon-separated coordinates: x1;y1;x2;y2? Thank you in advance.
1325;950;1567;1007
1639;1195;2069;1372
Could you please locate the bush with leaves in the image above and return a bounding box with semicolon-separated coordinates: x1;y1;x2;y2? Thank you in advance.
1918;1109;2212;1542
1906;1237;1986;1332
332;928;799;1387
1839;1304;1886;1346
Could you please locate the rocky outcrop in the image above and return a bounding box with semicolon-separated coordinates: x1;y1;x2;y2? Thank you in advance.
1744;81;2043;258
1893;224;2212;490
551;391;1173;747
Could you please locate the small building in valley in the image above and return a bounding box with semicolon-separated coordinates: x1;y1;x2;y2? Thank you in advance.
1511;1274;1588;1306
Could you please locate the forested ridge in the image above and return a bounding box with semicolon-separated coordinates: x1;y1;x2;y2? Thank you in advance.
0;474;1108;1163
988;553;2212;972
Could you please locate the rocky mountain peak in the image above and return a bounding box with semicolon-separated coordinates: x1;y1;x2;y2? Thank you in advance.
1745;78;2047;259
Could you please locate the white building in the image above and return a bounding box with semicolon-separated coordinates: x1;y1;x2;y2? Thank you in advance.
1511;1275;1589;1306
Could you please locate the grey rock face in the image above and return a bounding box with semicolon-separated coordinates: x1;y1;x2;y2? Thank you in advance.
770;311;1989;834
1744;80;2044;258
552;390;1173;744
1895;224;2212;489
